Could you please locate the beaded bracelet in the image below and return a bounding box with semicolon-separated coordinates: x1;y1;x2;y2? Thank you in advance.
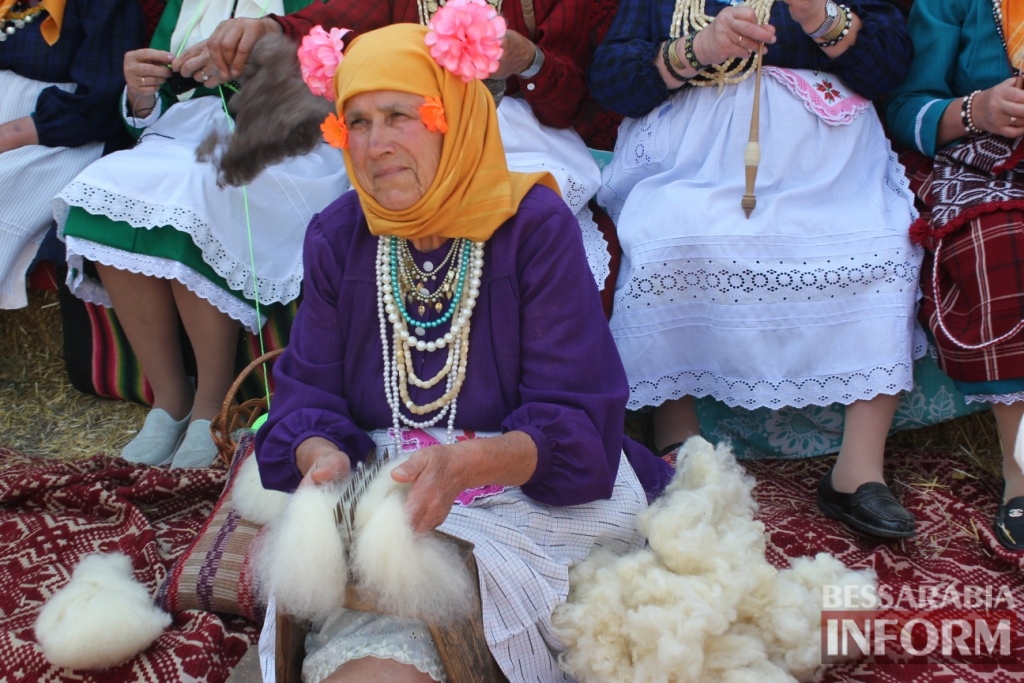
662;39;690;82
817;4;851;48
682;29;706;73
961;90;983;135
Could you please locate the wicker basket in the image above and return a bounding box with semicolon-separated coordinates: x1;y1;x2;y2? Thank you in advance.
210;348;284;467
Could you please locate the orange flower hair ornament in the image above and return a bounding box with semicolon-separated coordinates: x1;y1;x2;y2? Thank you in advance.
418;97;449;133
321;112;348;149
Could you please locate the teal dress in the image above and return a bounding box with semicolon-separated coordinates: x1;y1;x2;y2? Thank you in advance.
887;0;1013;156
887;0;1024;399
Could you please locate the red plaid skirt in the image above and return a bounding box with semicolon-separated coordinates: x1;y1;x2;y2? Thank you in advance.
903;145;1024;385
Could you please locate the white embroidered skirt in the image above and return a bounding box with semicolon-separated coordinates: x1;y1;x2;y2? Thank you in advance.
54;96;349;331
0;71;103;309
599;68;925;410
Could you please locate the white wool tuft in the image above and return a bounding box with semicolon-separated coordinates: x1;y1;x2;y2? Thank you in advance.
257;483;348;623
231;451;290;525
552;436;876;683
34;552;171;670
351;460;474;623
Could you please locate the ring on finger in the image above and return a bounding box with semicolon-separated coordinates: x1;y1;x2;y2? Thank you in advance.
1012;115;1018;125
736;35;743;46
141;76;147;87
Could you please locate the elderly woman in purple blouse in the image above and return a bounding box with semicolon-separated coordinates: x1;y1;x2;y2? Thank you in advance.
254;24;669;683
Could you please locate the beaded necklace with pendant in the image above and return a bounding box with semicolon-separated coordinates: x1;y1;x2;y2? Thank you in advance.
397;237;463;317
377;236;485;445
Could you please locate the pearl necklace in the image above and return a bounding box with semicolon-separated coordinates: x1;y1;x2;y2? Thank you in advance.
377;236;485;445
417;0;503;27
991;0;1017;69
669;0;775;87
0;0;46;42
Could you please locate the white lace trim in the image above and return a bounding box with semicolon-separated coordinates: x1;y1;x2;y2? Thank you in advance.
628;361;918;411
965;392;1024;405
575;203;610;289
884;141;920;221
56;182;302;306
64;238;264;332
616;248;921;310
302;612;445;683
763;67;870;126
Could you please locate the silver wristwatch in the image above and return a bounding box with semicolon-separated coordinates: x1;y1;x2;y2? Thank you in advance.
518;45;545;79
807;1;839;41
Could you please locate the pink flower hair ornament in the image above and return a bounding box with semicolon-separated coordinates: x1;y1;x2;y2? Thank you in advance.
297;25;352;101
425;0;506;83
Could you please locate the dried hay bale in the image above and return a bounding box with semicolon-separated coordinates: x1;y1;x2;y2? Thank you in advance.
0;289;145;463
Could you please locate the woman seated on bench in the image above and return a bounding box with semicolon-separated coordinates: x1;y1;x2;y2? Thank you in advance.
254;23;672;683
54;0;347;468
887;0;1024;551
589;0;922;540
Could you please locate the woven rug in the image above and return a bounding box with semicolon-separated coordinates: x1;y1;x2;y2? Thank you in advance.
0;448;256;683
747;450;1024;682
2;445;1022;681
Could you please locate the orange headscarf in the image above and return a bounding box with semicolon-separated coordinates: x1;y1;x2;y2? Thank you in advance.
0;0;65;45
1004;0;1024;70
333;23;558;243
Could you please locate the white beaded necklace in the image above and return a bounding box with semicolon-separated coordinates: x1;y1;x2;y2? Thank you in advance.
417;0;502;27
376;236;485;446
669;0;775;86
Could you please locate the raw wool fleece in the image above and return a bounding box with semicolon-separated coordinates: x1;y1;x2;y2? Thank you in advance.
256;482;349;624
232;451;290;526
195;33;333;188
350;460;474;624
256;460;473;625
551;437;876;683
34;552;172;670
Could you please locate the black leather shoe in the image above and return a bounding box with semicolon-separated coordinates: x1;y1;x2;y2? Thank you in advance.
816;470;916;539
994;496;1024;551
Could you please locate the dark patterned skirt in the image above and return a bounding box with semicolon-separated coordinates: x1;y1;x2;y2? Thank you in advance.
904;137;1024;391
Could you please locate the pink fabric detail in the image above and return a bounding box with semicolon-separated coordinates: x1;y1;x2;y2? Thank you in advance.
763;67;869;126
388;428;508;505
297;25;351;101
425;0;506;82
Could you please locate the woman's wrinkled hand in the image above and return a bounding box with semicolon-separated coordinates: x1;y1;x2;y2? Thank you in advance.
391;445;465;534
124;48;174;111
171;41;226;87
299;450;352;488
203;16;282;81
971;78;1024;138
490;30;537;81
296;436;352;488
691;5;775;66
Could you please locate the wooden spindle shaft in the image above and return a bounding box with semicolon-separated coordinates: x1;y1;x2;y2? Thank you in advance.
741;46;764;219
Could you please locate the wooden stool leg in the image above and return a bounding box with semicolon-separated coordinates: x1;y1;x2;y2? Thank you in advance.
276;610;307;683
275;533;508;683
